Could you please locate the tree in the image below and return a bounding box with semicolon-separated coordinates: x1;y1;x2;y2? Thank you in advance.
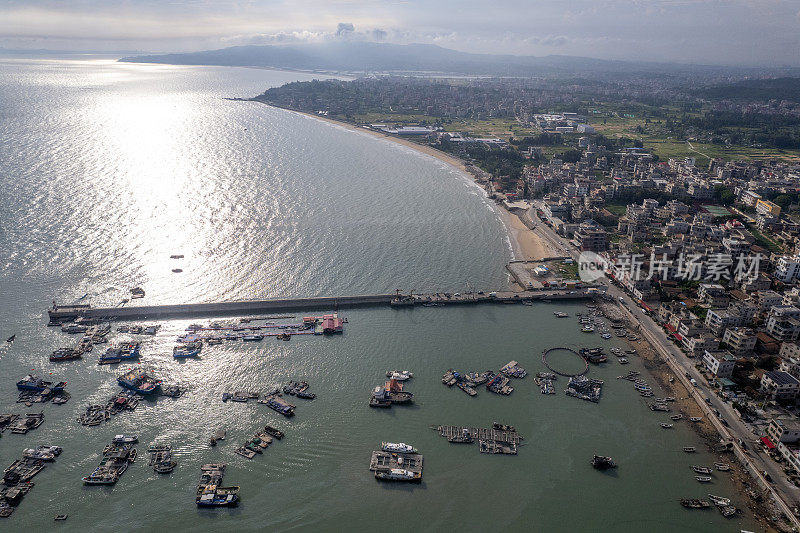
718;188;736;206
560;149;582;163
774;194;792;209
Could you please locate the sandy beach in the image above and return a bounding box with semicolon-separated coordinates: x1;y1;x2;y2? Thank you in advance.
497;207;554;261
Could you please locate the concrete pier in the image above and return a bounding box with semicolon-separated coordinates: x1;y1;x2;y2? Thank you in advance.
48;288;597;322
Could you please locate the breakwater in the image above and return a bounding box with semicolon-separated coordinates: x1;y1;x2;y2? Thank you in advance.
48;289;596;321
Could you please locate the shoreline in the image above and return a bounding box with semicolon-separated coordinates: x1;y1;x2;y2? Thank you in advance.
598;300;782;532
254;103;558;266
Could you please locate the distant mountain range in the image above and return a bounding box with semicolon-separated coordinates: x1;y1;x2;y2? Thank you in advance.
118;42;791;78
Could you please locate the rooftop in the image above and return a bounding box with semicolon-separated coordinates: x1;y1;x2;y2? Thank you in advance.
765;371;800;386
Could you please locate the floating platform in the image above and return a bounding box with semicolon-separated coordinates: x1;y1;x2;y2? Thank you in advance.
436;425;522;445
369;451;423;475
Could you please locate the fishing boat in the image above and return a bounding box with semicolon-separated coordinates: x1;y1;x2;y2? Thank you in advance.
264;426;284;439
22;447;58;461
242;334;264;342
381;442;418;454
16;375;66;392
154;460;177;473
385;370;413;381
206;337;222;345
196;487;240;506
671;414;683;421
554;311;568;318
98;343;140;364
374;468;421;482
692;466;712;474
112;435;138;445
581;325;595;333
50;348;82;362
173;345;200;358
619;358;629;364
695;476;712;483
708;494;731;506
714;463;731;471
6;334;15;343
681;498;711;509
591;455;617;470
689;417;703;422
117;369;161;395
683;447;696;453
719;505;738;517
661;423;674;429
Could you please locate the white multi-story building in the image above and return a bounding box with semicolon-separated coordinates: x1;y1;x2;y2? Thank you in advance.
776;256;800;283
761;371;800;401
682;335;719;358
702;349;736;379
722;327;757;357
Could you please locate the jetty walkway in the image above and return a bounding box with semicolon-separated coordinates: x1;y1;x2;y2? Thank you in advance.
48;289;596;321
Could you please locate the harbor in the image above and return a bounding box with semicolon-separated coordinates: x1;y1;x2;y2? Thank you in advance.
0;55;789;531
0;301;761;531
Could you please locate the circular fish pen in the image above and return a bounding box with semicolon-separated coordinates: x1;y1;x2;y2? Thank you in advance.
542;347;589;377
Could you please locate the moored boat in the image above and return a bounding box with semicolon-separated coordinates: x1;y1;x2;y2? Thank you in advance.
692;465;712;474
695;476;712;483
16;375;66;392
708;494;731;506
117;369;161;395
381;442;418;454
374;468;421;482
99;343;140;364
591;455;617;470
385;370;413;381
683;447;696;453
714;462;731;471
173;345;200;358
680;498;711;509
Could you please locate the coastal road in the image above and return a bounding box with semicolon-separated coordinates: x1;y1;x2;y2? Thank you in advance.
526;206;800;525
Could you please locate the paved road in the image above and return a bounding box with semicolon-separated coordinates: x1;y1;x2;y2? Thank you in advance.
527;207;800;525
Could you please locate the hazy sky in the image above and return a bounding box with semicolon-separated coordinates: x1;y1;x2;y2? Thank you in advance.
1;0;799;66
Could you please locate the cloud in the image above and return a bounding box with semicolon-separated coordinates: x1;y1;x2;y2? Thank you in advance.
1;1;800;66
336;22;355;36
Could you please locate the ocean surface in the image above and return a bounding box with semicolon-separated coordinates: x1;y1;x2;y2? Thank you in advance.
0;59;758;531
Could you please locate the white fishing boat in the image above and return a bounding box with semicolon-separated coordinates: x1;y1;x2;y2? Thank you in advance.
374;468;421;481
660;423;673;429
381;442;418;454
695;476;712;483
385;370;413;381
708;494;731;506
